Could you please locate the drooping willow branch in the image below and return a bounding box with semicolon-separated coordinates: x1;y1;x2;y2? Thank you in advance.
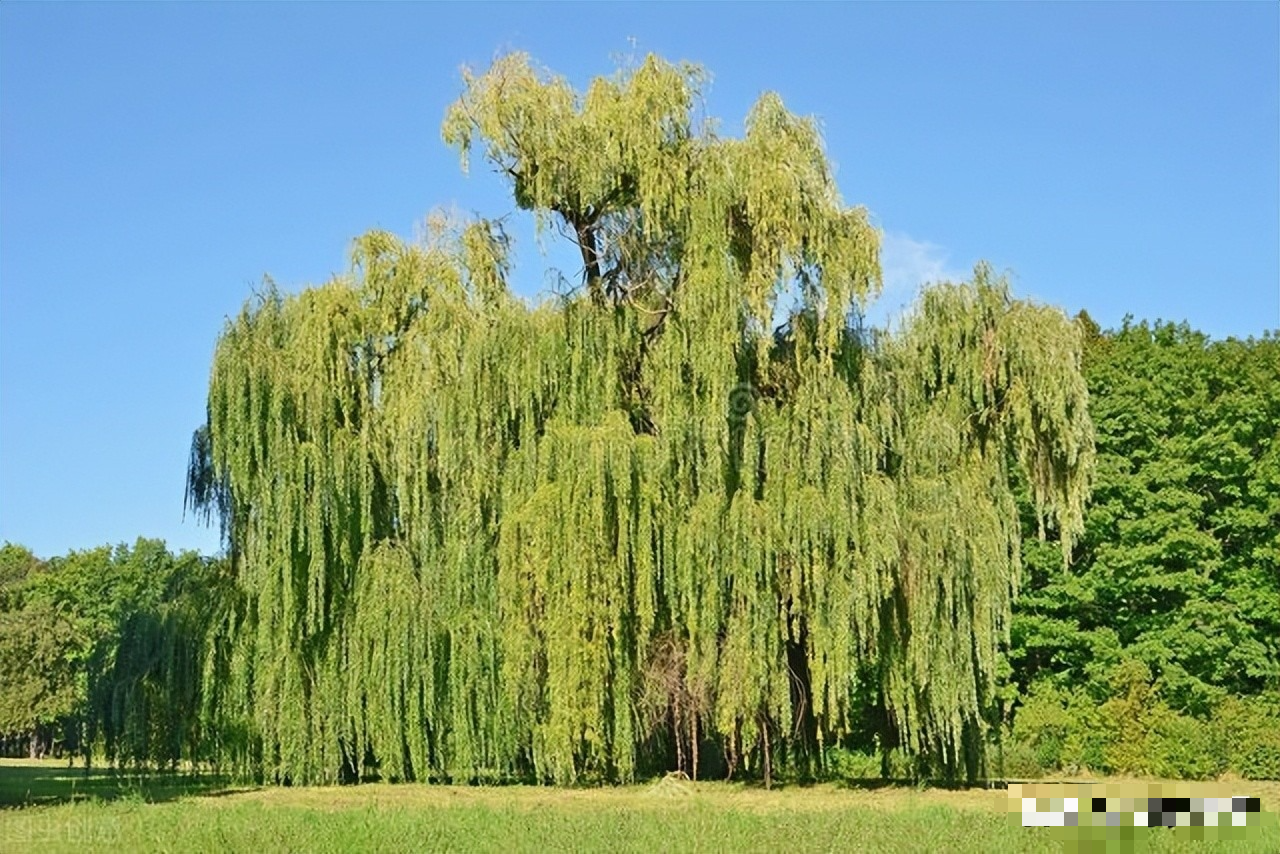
189;53;1093;785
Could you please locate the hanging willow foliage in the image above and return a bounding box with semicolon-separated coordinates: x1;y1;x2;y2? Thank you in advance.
189;53;1094;785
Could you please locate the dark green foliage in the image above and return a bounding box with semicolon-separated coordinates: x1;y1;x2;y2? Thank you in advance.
0;605;87;753
1013;321;1279;705
1007;320;1280;780
88;548;236;769
0;543;41;609
0;539;230;768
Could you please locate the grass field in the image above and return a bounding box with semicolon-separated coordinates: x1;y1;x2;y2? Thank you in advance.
1;759;1277;853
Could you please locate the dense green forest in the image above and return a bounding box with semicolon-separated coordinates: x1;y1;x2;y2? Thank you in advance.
1;54;1276;785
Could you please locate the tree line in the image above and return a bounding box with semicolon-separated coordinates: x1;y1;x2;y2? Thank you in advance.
0;540;231;765
1002;318;1280;780
1;54;1275;785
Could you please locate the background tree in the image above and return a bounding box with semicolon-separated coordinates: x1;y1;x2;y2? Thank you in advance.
0;605;87;758
0;543;41;604
0;540;230;767
1008;320;1280;778
0;542;86;758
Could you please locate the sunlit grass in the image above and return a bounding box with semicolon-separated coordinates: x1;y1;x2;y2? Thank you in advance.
1;760;1277;853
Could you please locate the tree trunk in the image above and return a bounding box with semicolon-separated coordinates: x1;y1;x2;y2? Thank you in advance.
673;705;684;775
725;722;739;781
576;220;604;305
691;714;699;782
28;728;40;760
762;717;772;790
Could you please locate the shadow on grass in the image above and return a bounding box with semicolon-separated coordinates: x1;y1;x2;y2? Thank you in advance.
828;777;1018;791
829;777;910;791
0;761;254;809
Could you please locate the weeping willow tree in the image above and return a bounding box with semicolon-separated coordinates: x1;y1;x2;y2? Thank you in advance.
188;53;1093;786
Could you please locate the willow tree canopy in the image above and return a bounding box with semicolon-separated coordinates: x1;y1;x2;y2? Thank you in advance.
189;53;1094;785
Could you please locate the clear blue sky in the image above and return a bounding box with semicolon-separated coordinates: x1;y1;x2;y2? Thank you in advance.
2;3;1277;559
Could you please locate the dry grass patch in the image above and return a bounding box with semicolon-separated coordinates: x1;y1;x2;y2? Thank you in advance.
206;779;1011;815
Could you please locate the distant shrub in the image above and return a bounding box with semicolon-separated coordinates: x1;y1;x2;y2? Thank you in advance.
1235;737;1280;781
998;739;1045;779
883;748;919;781
1007;676;1280;781
1148;712;1224;780
1008;683;1071;772
823;747;881;781
1007;682;1107;776
1215;693;1280;780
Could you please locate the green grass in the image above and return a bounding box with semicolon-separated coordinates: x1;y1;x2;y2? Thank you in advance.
1;760;1276;853
0;759;236;808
